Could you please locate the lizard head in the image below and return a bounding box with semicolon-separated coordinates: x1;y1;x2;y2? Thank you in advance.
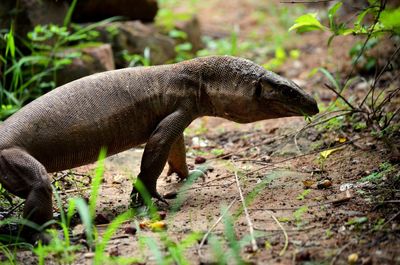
201;56;319;123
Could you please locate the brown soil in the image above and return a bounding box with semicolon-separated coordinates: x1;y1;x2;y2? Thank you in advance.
2;0;400;264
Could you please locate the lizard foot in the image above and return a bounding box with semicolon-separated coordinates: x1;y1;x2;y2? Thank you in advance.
130;187;144;208
129;187;169;208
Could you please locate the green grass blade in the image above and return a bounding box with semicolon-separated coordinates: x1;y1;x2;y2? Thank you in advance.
94;210;134;264
72;197;93;246
89;147;107;219
63;0;78;27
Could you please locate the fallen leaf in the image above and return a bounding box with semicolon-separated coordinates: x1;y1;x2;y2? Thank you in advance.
139;220;167;231
348;253;358;264
320;148;339;159
148;221;167;231
302;179;315;188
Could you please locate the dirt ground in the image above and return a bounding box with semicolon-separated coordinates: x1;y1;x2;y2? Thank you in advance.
2;0;400;264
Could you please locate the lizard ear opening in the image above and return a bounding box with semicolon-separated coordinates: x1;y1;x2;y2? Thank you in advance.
254;80;262;98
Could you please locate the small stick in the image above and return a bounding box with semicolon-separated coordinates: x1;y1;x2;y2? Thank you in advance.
251;191;352;211
324;83;356;110
197;198;237;258
383;211;400;228
266;210;289;256
234;170;258;252
330;241;353;265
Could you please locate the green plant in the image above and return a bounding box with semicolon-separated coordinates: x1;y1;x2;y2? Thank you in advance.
34;229;81;265
122;47;151;67
359;162;395;183
373;218;385;231
293;205;308;227
297;189;311;200
138;228;202;265
346;216;368;230
290;1;400;141
168;29;194;62
0;9;119;120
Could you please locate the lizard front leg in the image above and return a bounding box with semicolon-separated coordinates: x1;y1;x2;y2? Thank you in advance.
131;109;193;206
167;134;189;180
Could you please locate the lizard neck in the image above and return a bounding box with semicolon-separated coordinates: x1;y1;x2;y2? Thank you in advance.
170;61;218;118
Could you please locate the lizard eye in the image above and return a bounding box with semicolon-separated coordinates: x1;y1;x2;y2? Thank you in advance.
254;80;262;97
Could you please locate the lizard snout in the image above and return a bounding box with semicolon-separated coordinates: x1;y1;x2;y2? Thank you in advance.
302;95;319;116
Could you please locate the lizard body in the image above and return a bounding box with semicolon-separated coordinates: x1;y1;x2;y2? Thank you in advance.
0;56;318;241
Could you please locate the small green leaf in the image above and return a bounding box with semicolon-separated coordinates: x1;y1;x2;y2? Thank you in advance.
211;148;224;156
175;42;192;52
328;2;342;29
5;29;15;58
289;13;326;33
318;68;340;91
380;8;400;33
347;216;368;225
169;29;188;39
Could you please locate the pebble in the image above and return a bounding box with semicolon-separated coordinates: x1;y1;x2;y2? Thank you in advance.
124;225;137;235
317;179;332;189
195;156;207;164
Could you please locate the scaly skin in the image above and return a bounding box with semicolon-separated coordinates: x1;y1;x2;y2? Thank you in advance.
0;56;318;241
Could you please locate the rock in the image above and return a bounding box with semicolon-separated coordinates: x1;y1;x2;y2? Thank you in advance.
174;16;203;52
71;0;158;23
56;43;115;86
0;0;68;37
96;21;176;67
124;225;137;235
94;213;110;225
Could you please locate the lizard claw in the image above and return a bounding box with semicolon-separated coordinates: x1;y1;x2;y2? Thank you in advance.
130;186;169;207
154;192;169;206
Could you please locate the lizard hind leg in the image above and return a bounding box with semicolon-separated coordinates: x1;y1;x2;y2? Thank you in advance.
167;134;189;181
0;148;53;242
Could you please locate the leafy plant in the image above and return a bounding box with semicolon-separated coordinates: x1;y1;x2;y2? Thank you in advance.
289;1;400;44
0;10;119;120
359;162;395;183
291;1;400;145
122;47;151;67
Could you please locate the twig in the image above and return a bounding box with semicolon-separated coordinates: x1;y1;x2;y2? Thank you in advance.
253;225;317;232
233;169;258;252
209;135;286;161
344;0;387;86
294;109;354;153
250;193;352;212
383;211;400;228
324;83;356;110
266;210;289;256
361;45;400;108
245;137;360;177
330;241;354;265
197;198;237;258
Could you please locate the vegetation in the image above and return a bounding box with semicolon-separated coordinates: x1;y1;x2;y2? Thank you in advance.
0;0;118;120
291;0;400;141
0;0;399;264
